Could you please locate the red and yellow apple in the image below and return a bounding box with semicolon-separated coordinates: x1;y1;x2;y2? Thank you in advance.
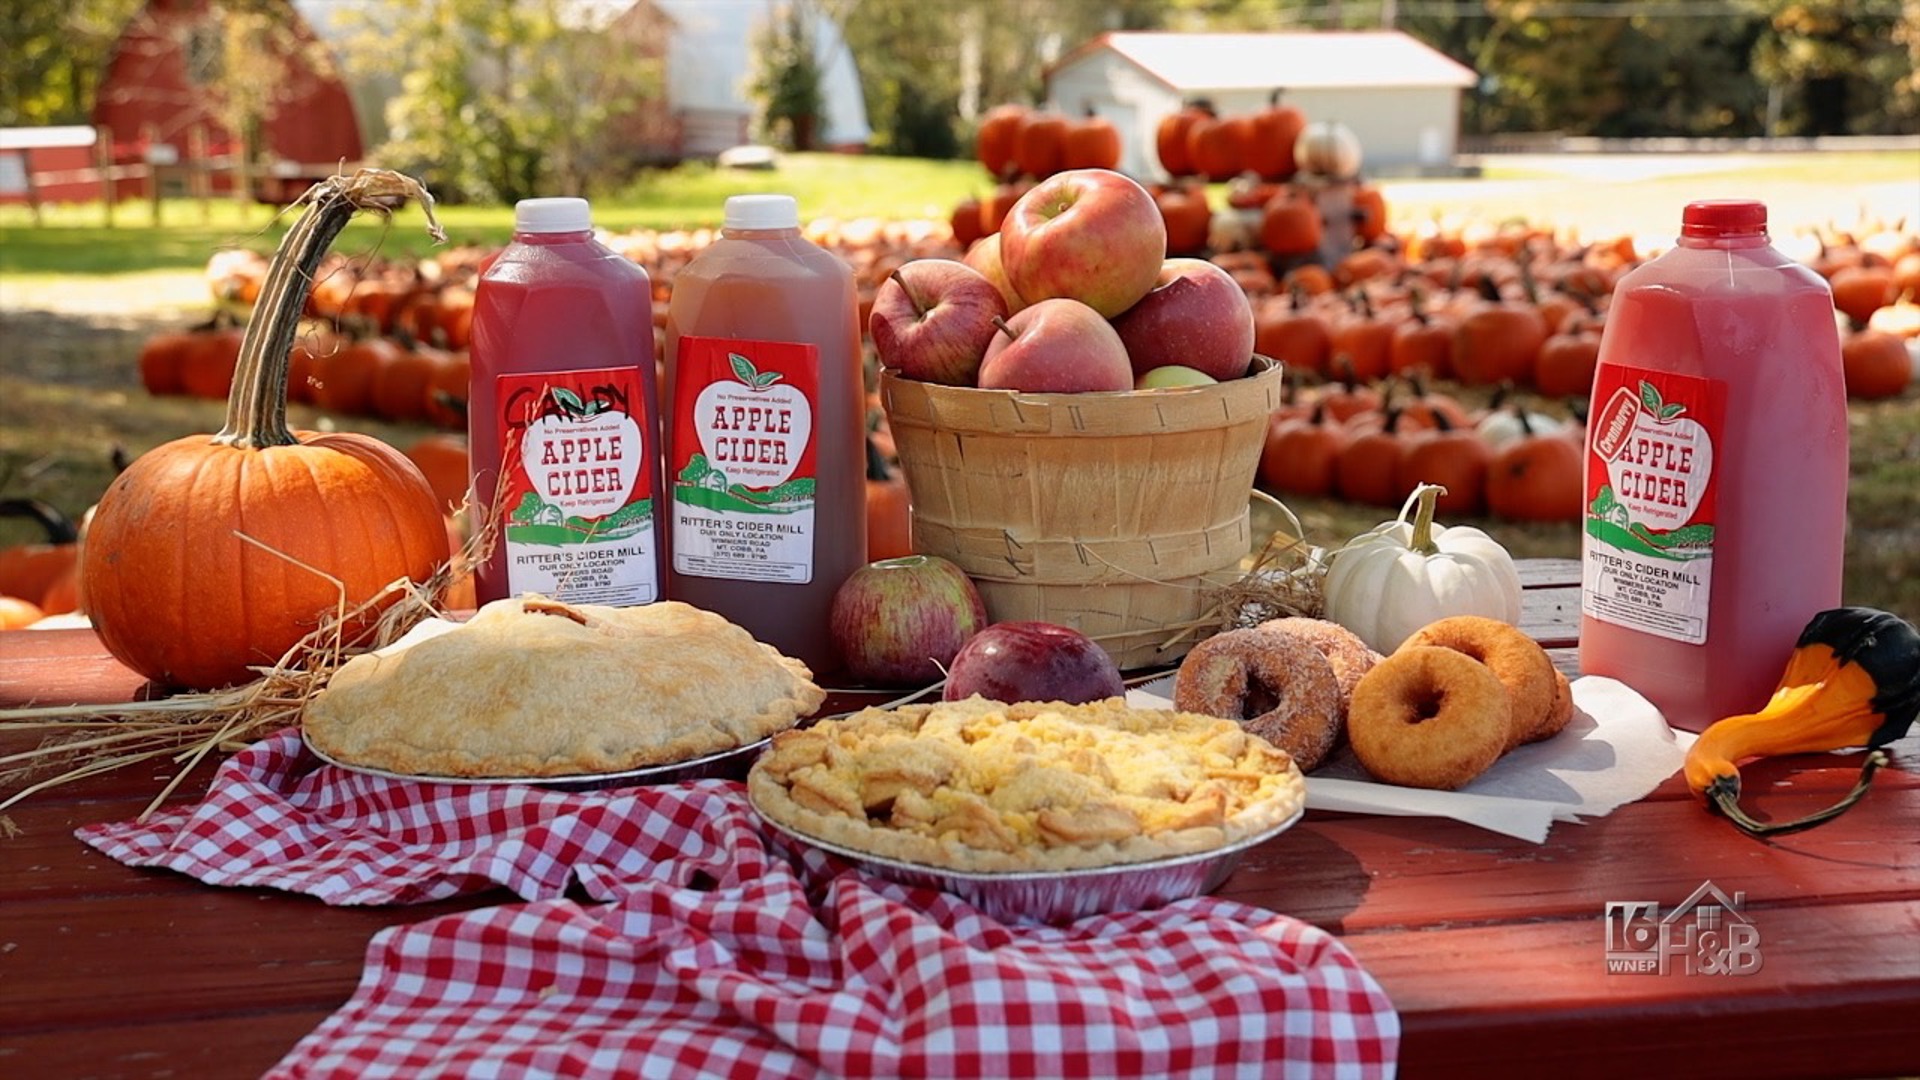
977;298;1133;393
961;233;1027;316
828;554;989;686
999;168;1167;319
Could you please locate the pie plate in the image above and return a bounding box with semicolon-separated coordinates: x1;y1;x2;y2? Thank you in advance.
302;731;772;791
752;798;1305;926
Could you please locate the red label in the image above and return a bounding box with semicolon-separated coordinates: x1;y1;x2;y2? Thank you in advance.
669;336;821;583
492;366;658;604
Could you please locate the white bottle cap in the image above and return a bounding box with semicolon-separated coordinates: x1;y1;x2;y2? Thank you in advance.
514;197;592;233
724;194;799;230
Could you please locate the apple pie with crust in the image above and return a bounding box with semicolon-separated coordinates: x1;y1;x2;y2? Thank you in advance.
303;596;826;778
747;696;1306;873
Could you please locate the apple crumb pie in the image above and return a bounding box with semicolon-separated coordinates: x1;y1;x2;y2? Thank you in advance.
747;696;1306;873
304;596;826;778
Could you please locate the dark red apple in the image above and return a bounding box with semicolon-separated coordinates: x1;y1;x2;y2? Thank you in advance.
942;620;1125;704
829;555;989;686
1109;257;1256;381
868;259;1008;386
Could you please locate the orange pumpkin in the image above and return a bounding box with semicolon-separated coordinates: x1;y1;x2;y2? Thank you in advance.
1395;412;1490;517
1533;323;1603;398
0;595;44;630
1485;414;1584;521
976;104;1029;178
865;436;912;561
406;433;472;514
1244;91;1307;181
176;312;247;399
1156;182;1213;257
1259;188;1323;257
422;349;473;430
369;336;439;422
1012;111;1069;179
0;498;80;609
949;195;986;251
1187;113;1249;183
1333;408;1414;507
81;170;452;690
1154;100;1213;178
1258;403;1350;497
1061;110;1122;171
310;328;400;416
1451;283;1549;387
1841;328;1913;399
1829;264;1895;327
1254;286;1333;377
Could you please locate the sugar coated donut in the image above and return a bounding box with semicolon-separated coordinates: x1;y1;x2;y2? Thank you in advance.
1257;617;1381;725
1404;615;1557;749
1348;645;1512;790
1174;627;1343;772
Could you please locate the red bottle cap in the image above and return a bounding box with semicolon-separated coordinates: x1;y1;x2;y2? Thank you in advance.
1682;200;1767;239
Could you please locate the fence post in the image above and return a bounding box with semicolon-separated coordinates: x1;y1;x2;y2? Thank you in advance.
189;124;210;223
96;124;115;229
141;123;162;227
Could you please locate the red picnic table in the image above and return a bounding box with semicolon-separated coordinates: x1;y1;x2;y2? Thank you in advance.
1;558;1915;1079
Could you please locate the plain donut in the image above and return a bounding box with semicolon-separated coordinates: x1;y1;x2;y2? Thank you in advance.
1347;645;1511;790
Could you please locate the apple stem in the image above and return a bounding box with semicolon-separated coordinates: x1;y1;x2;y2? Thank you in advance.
889;266;930;319
991;315;1018;342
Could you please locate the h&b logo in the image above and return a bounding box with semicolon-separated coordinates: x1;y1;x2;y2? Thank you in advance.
1604;880;1762;975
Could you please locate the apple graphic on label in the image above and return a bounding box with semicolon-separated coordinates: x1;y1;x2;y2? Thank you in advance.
867;259;1008;386
690;354;811;491
1109;258;1256;381
999;168;1167;319
977;298;1134;393
520;390;642;517
1605;395;1712;531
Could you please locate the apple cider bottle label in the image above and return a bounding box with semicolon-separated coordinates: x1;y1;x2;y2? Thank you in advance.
493;367;659;605
1581;366;1727;644
670;336;821;584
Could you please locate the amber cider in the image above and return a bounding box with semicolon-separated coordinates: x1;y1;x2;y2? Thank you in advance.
663;194;866;676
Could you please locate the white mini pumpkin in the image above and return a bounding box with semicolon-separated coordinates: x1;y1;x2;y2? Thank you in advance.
1322;483;1523;653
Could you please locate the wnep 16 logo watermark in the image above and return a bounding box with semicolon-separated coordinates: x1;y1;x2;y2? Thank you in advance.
1604;880;1763;975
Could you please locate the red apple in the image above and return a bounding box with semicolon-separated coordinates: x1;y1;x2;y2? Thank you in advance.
943;621;1125;705
868;259;1008;385
1109;258;1257;381
829;554;989;686
1000;168;1167;318
961;233;1027;316
977;298;1133;393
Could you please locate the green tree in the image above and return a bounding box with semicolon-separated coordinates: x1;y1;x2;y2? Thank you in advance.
749;2;825;151
334;0;659;203
0;0;147;126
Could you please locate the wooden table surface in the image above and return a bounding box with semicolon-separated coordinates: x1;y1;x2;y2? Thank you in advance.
2;559;1915;1080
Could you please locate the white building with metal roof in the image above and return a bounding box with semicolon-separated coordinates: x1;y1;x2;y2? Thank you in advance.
1045;31;1479;179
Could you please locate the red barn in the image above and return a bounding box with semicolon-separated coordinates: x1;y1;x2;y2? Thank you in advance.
91;0;363;202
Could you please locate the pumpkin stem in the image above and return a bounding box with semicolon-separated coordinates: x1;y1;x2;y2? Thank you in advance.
1710;750;1889;837
1398;482;1447;554
0;498;80;544
215;169;442;450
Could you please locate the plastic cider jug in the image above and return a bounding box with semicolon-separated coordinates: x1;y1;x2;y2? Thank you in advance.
662;194;866;677
1579;199;1848;731
467;196;664;606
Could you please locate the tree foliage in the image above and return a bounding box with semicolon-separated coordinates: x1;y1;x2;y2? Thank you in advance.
330;0;660;203
0;0;142;128
748;2;826;150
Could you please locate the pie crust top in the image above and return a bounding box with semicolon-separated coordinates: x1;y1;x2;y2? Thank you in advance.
304;596;826;778
747;696;1306;873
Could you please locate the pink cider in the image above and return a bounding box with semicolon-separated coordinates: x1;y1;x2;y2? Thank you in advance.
467;197;663;606
1579;199;1848;732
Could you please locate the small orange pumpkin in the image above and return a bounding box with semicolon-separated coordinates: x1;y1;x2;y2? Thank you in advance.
0;498;80;609
0;595;44;630
82;170;453;690
1841;328;1913;399
865;436;912;561
976;104;1029;178
1485;412;1584;521
405;432;472;515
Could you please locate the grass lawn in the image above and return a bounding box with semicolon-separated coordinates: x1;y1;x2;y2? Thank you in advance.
2;150;1915;624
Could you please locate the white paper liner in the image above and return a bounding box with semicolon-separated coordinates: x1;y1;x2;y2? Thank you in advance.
1129;674;1694;844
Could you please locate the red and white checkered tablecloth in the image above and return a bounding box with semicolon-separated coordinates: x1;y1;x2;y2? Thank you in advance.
80;730;1400;1079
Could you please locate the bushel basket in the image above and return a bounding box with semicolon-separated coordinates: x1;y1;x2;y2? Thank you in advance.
879;356;1284;669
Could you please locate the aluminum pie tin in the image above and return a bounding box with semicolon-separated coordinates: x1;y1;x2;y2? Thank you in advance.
303;732;772;791
754;800;1305;925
